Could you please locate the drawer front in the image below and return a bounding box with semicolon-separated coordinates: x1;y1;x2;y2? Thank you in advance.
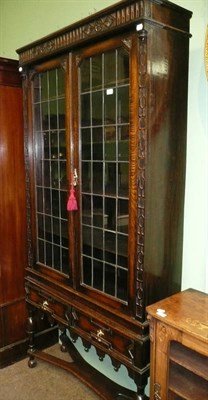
25;285;147;370
70;308;135;365
25;285;71;326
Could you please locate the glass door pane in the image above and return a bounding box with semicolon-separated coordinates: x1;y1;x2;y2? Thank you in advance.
80;47;130;302
33;66;69;275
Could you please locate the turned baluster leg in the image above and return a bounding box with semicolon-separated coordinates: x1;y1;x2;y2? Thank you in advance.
59;327;68;353
135;378;149;400
26;306;37;368
117;391;148;400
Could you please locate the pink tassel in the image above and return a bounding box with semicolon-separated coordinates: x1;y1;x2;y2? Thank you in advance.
67;187;78;211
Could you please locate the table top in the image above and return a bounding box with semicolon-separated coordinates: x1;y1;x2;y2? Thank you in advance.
146;289;208;344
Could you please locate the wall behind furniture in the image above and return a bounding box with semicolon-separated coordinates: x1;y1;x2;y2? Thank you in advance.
1;0;207;292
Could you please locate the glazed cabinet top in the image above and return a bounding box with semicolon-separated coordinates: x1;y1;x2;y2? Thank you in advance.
18;0;192;327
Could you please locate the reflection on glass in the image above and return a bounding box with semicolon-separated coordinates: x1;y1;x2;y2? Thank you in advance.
93;127;103;160
118;126;129;161
38;214;44;239
105;231;116;264
104;89;116;125
58;99;65;129
82;256;92;285
117;268;128;300
44;161;50;187
82;162;91;192
37;187;43;212
118;199;128;234
41;73;48;101
105;126;116;161
44;188;51;214
105;163;116;196
93;260;103;290
82;225;92;256
82;194;91;225
82;128;91;160
59;131;66;159
33;75;41;103
104;51;116;87
93;162;103;193
49;69;56;98
92;55;102;90
51;131;58;159
105;264;115;296
117;86;129;123
58;68;65;96
53;218;60;244
80;58;90;92
42;102;49;130
60;191;67;220
92;91;102;125
117;47;129;85
81;93;90;126
118;163;129;197
33;67;68;275
80;46;130;301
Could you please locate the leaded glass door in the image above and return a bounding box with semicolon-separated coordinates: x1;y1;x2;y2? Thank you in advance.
32;60;70;276
78;42;130;303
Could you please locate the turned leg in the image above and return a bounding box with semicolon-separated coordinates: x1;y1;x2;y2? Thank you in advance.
116;374;149;400
116;392;148;400
26;306;37;368
59;327;68;353
135;376;149;400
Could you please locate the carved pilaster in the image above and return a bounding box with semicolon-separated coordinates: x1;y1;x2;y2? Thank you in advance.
136;29;148;320
21;70;34;267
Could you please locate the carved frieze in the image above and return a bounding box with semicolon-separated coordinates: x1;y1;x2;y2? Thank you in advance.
18;2;142;65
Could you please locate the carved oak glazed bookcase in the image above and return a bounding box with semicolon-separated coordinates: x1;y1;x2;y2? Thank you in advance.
17;1;192;398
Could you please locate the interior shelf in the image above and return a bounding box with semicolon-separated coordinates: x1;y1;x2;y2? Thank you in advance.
169;361;208;400
169;341;208;380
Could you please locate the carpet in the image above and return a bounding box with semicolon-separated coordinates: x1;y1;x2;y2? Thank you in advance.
0;344;100;400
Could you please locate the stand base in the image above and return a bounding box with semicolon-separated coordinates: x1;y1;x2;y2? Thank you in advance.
28;335;149;400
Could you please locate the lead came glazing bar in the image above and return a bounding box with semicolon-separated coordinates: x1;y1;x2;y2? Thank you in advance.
80;47;130;301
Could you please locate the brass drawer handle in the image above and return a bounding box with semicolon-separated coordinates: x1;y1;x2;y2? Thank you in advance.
96;329;104;341
42;300;49;310
90;318;111;333
90;330;112;349
41;300;53;315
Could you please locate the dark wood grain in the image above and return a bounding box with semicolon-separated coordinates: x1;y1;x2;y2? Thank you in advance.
0;58;27;366
18;0;192;397
147;289;208;399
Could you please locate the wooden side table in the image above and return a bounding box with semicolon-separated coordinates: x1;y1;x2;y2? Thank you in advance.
146;289;208;400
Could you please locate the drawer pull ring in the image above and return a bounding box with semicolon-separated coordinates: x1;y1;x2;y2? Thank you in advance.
41;300;54;317
42;300;49;310
97;329;104;341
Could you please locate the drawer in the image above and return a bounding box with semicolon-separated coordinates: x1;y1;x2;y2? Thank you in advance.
70;308;135;365
25;285;71;326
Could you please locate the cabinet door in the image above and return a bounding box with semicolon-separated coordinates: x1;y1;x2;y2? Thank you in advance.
72;35;139;312
28;58;72;279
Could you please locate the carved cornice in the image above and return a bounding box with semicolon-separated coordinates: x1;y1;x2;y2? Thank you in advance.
17;0;192;66
17;2;141;65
